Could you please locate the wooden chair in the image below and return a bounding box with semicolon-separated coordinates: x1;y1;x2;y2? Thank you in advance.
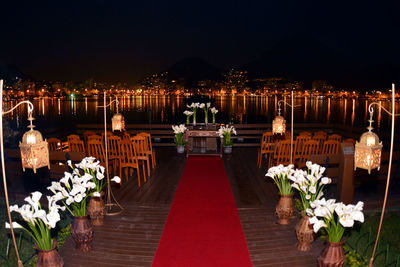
137;132;156;169
322;140;340;155
343;138;356;146
87;134;102;142
119;139;146;187
121;132;131;142
83;131;96;151
312;134;326;154
272;139;292;166
48;137;62;151
294;135;311;162
297;140;319;168
67;134;81;144
131;135;151;178
313;131;327;139
257;132;274;168
328;134;342;143
87;139;116;174
107;135;122;176
298;131;312;137
68;139;86;153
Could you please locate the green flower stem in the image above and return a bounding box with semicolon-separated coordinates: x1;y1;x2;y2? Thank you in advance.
212;114;216;124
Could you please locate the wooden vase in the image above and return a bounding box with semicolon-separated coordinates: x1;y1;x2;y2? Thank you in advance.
36;240;64;267
275;194;294;225
295;211;315;251
71;216;94;252
318;240;346;267
88;196;105;226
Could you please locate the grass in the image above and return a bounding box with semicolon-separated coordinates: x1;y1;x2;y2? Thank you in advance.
344;211;400;267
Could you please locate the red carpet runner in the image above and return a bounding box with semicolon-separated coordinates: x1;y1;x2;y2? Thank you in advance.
152;157;253;267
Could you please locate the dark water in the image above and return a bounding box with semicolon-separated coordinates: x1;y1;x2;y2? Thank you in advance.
3;95;399;135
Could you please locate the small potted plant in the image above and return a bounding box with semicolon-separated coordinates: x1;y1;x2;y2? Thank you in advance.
172;124;187;153
289;161;332;251
218;125;236;154
6;191;65;267
266;164;295;225
307;198;364;266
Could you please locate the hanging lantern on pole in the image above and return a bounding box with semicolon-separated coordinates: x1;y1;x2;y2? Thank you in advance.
19;113;50;173
354;105;383;174
272;102;286;135
111;97;125;131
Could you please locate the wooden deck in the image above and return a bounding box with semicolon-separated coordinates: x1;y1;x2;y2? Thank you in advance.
60;147;328;266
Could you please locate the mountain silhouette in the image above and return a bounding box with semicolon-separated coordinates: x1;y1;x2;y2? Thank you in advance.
165;57;221;88
0;63;33;81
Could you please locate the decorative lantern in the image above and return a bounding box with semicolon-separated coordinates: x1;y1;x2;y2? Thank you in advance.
272;115;286;135
19;116;50;173
354;109;382;174
112;113;125;131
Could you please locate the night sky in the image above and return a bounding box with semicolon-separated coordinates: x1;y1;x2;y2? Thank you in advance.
0;1;398;84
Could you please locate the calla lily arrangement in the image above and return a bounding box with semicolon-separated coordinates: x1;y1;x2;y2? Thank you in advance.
289;161;332;211
6;192;65;250
211;107;218;124
200;103;210;124
183;110;193;124
47;157;120;217
187;102;200;125
172;124;187;146
306;198;364;243
266;164;295;196
218;125;237;146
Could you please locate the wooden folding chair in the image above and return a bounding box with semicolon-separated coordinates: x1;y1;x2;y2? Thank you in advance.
312;134;326;154
107;135;121;176
297;140;319;168
121;132;131;141
87;134;102;142
298;131;312;137
138;132;156;169
83;131;96;151
67;134;81;144
87;139;115;175
313;131;327;139
328;134;342;143
294;135;311;162
131;135;150;178
322;140;340;155
68;139;86;153
257;132;274;168
48;137;61;151
272;139;292;166
119;139;146;187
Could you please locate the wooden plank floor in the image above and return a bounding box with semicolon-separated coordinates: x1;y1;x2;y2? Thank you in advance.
60;147;399;266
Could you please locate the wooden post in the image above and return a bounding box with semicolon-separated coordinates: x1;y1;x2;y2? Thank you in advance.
338;143;355;204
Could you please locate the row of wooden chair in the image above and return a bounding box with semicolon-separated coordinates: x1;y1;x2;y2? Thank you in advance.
257;131;355;169
48;132;156;187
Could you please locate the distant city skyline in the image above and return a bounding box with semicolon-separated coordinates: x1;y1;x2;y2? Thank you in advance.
0;1;399;88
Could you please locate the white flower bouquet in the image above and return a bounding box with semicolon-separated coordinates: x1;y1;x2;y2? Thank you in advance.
266;164;295;195
307;198;364;243
172;124;187;146
289;161;331;211
218;125;236;146
200;103;210;124
6;192;65;250
47;157;120;216
210;107;218;124
183;110;193;124
187;102;200;125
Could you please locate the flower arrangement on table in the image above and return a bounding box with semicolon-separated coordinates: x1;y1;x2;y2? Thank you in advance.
6;191;65;250
210;107;218;124
183;110;193;125
307;198;364;243
218;125;237;147
172;124;187;147
199;102;210;124
47;157;120;217
187;102;200;125
289;161;332;211
266;164;295;196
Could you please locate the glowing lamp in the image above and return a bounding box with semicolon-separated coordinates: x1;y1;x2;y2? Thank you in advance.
272;115;286;135
19;118;50;173
112;113;125;131
354;115;382;174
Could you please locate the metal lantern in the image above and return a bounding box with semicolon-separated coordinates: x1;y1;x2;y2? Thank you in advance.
19;117;50;173
354;111;383;174
112;113;125;131
272;115;286;135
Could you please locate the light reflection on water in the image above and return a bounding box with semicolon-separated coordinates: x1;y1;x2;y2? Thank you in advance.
2;96;399;134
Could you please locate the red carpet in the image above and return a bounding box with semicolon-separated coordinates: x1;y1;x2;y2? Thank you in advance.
152;157;253;267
